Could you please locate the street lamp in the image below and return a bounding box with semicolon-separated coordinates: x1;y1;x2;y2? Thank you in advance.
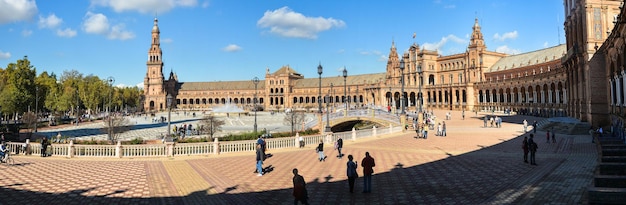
35;86;38;132
167;93;172;137
317;63;323;113
343;67;348;113
417;64;423;113
330;83;334;113
252;77;260;133
399;58;406;114
324;94;331;133
107;76;114;140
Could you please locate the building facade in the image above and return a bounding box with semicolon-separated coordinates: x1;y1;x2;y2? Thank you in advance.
142;8;613;127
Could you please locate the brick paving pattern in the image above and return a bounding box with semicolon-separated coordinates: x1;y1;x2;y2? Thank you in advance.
0;110;598;204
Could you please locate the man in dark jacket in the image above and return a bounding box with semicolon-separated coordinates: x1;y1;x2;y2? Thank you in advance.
256;144;264;176
292;168;309;204
361;152;376;193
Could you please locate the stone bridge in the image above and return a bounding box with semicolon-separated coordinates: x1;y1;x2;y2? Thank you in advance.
307;109;402;131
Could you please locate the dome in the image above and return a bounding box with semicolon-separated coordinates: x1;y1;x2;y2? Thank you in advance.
152;18;159;32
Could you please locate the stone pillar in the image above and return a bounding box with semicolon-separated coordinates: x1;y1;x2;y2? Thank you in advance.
610;79;615;105
325;134;332;144
563;89;567;104
373;126;377;137
25;139;31;155
556;90;560;104
352;127;356;141
548;90;553;103
213;137;220;155
400;114;407;132
68;140;75;158
622;71;626;106
166;142;175;157
616;76;622;105
294;133;300;148
116;140;122;158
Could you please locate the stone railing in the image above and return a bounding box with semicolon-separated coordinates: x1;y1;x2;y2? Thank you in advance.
6;125;402;159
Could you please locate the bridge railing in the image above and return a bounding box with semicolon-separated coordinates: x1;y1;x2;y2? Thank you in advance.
5;125;402;159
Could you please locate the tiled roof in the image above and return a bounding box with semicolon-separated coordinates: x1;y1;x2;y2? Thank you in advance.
273;66;301;76
179;81;265;91
295;73;387;88
488;44;566;72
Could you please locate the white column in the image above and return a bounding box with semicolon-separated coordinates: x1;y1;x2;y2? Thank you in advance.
610;79;615;105
548;90;553;103
621;70;626;106
533;91;537;103
525;91;529;103
556;90;560;103
518;91;522;103
504;93;508;103
563;89;568;104
615;76;622;105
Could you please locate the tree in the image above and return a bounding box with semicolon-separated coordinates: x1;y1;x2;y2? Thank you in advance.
100;113;131;144
284;111;306;135
200;115;225;140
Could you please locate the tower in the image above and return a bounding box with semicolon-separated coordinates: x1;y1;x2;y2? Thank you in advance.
144;18;166;112
467;18;486;83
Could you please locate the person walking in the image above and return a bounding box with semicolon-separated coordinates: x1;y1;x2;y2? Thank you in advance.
317;140;325;162
299;135;304;148
41;137;48;157
442;121;447;137
462;110;465;120
551;131;556;143
533;120;538;133
292;168;309;205
346;155;358;193
484;116;488;128
336;137;343;159
422;126;428;139
361;152;375;193
528;134;538;165
546;130;550;143
523;119;528;132
437;123;442;136
256;144;264;176
522;136;529;163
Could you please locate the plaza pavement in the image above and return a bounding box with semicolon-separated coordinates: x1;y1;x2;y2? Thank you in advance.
0;109;598;204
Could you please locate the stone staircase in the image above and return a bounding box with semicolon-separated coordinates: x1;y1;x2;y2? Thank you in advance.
588;137;626;204
535;117;591;135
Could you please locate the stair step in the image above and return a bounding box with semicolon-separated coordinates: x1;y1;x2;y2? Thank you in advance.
598;163;626;175
602;156;626;163
594;175;626;188
588;187;626;205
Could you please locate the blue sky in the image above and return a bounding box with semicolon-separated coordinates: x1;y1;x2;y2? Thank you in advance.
0;0;565;88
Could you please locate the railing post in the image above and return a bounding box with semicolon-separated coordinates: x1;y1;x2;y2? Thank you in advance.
68;140;75;158
295;132;300;148
326;133;332;144
351;127;356;141
213;137;220;155
116;141;122;158
25;139;31;155
166;142;175;157
373;126;377;137
389;123;393;134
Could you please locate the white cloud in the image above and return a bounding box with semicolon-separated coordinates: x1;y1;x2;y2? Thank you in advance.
108;24;135;40
161;38;173;43
422;34;466;51
359;50;382;56
201;1;209;8
493;31;518;41
0;0;37;24
82;12;135;40
495;45;521;55
543;41;549;48
223;44;242;52
257;6;345;39
38;14;62;29
0;50;10;59
90;0;198;14
57;28;77;38
136;82;144;89
21;29;32;37
377;55;387;62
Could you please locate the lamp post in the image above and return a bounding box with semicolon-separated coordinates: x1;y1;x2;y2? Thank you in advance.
76;89;79;126
252;77;260;133
343;67;348;114
399;58;406;114
107;76;115;140
167;93;172;137
317;63;323;113
417;64;423;113
35;86;38;132
325;94;331;133
330;83;334;113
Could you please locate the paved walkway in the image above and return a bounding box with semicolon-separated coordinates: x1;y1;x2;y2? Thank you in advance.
0;110;597;204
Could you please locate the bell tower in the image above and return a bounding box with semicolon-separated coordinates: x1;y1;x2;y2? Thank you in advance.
143;18;166;112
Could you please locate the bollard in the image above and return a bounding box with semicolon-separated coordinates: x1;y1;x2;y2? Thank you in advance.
116;141;122;158
352;127;356;141
213;137;220;155
373;126;377;137
295;133;300;148
68;140;75;158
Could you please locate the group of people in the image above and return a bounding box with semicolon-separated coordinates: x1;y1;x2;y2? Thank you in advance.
522;134;539;165
292;151;376;204
484;115;502;128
